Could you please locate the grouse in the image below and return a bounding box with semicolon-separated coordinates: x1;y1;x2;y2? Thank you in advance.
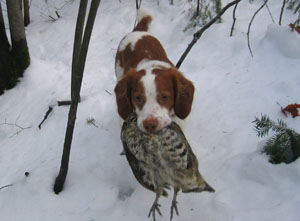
121;112;215;221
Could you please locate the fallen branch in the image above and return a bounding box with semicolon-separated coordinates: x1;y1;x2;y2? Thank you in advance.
176;0;241;69
55;11;61;18
38;106;53;129
0;184;13;191
105;89;112;95
247;0;268;57
57;97;82;106
0;117;31;138
57;100;72;106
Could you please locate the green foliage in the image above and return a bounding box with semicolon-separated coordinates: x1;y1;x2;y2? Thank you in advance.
287;0;300;29
86;117;98;128
215;0;222;15
253;114;300;164
287;0;300;14
184;0;222;31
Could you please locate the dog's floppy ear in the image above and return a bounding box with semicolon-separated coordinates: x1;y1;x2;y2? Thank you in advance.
114;74;133;120
173;71;195;119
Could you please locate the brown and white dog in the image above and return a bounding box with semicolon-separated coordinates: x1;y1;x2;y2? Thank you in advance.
114;10;194;133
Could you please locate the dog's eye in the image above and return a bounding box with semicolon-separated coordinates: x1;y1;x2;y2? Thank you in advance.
161;95;168;102
135;96;143;103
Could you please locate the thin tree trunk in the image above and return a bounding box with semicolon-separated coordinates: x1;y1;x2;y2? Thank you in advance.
19;0;22;11
0;2;17;94
196;0;200;16
54;0;101;194
6;0;30;77
0;2;10;49
71;1;88;99
23;0;30;26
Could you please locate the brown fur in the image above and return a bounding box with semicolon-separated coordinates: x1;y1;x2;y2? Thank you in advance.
115;12;195;125
154;68;194;119
133;16;152;32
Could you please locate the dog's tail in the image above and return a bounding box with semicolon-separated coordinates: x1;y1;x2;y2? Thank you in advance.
133;10;152;32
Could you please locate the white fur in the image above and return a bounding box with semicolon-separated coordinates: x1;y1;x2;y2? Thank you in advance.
115;60;124;80
119;31;150;51
137;9;152;23
136;59;171;72
135;61;172;132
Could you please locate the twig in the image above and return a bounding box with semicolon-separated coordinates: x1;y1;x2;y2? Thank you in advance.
279;0;287;25
105;89;112;95
265;4;275;24
176;0;241;69
38;106;53;129
48;15;57;22
57;100;72;106
230;1;239;37
0;184;13;191
55;10;61;18
247;0;268;57
136;0;142;9
0;118;31;138
57;97;81;106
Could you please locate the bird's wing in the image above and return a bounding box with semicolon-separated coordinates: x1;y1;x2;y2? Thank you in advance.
165;122;199;170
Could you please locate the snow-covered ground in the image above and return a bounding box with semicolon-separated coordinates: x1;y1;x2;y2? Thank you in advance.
1;0;300;220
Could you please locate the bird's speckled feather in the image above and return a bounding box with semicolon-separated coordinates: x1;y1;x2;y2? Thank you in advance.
121;112;214;221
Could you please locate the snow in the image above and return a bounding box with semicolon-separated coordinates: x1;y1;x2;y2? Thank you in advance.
1;0;300;221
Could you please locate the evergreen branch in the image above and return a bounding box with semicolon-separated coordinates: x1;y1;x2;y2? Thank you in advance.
263;131;291;164
253;114;286;138
254;114;300;164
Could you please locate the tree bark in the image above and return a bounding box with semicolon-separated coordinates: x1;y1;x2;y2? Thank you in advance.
23;0;30;26
71;1;88;99
6;0;30;77
0;2;10;49
54;0;101;194
0;2;17;94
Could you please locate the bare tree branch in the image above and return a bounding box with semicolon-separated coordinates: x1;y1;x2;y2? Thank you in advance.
136;0;142;9
176;0;241;69
279;0;287;25
247;0;268;57
230;1;239;37
265;4;275;23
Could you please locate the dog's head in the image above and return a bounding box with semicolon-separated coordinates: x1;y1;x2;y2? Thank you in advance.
114;65;194;133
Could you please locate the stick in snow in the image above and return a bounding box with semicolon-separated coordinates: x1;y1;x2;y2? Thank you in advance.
38;106;53;129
